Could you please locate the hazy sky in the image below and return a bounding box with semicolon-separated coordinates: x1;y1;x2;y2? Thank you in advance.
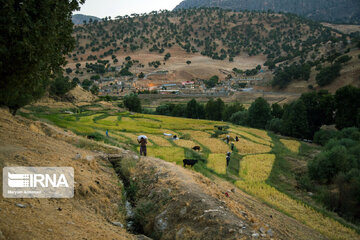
74;0;183;18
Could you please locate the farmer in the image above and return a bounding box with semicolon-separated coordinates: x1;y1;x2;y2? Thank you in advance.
235;136;239;142
138;137;147;156
231;142;234;151
226;135;230;144
226;152;231;167
106;129;109;137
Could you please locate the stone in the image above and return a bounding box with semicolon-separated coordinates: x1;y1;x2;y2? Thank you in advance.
154;210;168;232
111;222;124;228
179;207;187;216
267;229;273;237
176;228;185;238
252;233;259;238
74;153;81;160
308;192;314;196
229;229;235;233
15;203;26;208
136;234;152;240
86;155;94;161
259;227;266;234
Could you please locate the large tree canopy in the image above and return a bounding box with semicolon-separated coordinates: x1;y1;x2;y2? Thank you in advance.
0;0;84;114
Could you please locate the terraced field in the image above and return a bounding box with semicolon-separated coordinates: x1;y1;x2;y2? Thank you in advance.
35;110;358;240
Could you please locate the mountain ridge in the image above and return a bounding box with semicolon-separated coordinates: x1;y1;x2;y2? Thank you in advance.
174;0;360;24
72;14;101;25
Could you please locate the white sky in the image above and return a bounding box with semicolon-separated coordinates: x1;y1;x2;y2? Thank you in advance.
74;0;183;18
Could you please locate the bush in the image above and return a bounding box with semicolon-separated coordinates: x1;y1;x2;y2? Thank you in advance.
123;94;141;112
313;129;339;146
266;118;283;133
230;111;248;126
316;63;341;86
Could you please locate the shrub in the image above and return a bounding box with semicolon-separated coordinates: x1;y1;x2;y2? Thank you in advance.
266;118;283;133
313;129;339;146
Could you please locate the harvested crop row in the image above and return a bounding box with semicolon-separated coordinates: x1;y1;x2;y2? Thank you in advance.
280;139;301;153
174;139;197;149
207;153;227;174
232;125;272;142
147;134;172;147
233;139;272;155
239;154;276;182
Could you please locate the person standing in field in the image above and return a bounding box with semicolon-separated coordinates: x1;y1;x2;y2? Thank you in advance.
226;152;231;167
106;129;109;137
138;137;147;156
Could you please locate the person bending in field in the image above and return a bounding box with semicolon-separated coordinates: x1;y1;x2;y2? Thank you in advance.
138;137;147;156
226;152;231;167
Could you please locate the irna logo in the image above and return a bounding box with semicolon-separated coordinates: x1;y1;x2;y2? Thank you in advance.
3;167;74;198
8;172;69;188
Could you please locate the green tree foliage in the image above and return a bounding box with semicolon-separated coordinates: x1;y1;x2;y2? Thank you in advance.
223;102;245;121
316;63;341;86
272;63;311;89
271;103;284;118
90;85;99;95
164;53;171;61
300;90;335;138
205;98;225;121
186;99;205;119
0;0;84;114
230;111;248;126
49;73;75;96
204;75;219;89
247;97;272;129
138;72;145;78
81;79;93;91
308;128;360;221
266;118;283;133
335;55;352;64
281;100;309;138
123;94;141;112
335;85;360;129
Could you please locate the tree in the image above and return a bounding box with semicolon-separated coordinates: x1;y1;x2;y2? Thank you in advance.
164;53;171;61
123;94;141;112
204;75;219;89
281;99;310;139
316;63;341;86
223;102;245;121
205;98;225;121
271;103;283;118
49;73;74;96
0;0;85;115
335;85;360;129
90;85;99;95
300;90;335;138
248;97;272;129
186;60;192;65
186;99;205;119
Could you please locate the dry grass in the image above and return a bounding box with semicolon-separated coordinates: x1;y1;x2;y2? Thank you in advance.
174;139;197;149
233;139;272;155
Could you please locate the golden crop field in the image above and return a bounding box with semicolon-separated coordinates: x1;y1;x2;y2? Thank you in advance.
239;154;276;182
232;125;272;142
207;154;227;174
233;139;272;155
141;146;185;163
280;139;301;153
230;129;272;146
147;134;172;147
174;139;197;149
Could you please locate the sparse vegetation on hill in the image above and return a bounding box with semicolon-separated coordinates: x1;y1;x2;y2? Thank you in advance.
70;8;346;68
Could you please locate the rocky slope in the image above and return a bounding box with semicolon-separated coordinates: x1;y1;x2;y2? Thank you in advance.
174;0;360;24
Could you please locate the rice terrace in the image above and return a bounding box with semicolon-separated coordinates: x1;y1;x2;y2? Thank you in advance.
20;103;359;240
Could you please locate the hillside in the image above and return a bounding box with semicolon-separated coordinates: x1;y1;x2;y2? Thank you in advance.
72;14;101;25
174;0;360;24
13;102;360;240
66;8;359;95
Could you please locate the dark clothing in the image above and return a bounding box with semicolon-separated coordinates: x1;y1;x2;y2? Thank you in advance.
139;138;147;156
226;156;230;167
235;136;239;142
140;145;147;156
